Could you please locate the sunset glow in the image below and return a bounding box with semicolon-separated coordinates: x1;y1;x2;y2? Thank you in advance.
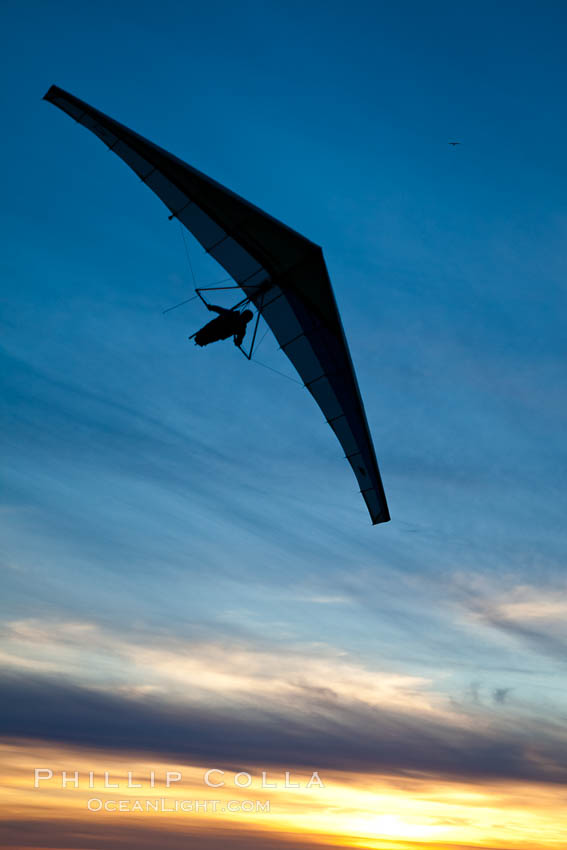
2;730;567;849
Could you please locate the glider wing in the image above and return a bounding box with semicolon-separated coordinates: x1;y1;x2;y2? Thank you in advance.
44;85;390;524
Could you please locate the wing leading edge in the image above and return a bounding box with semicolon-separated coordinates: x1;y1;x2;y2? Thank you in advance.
44;84;390;525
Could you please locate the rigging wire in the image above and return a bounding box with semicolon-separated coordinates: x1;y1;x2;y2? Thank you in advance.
177;215;232;289
162;295;199;314
249;357;302;386
163;220;232;314
197;277;234;286
252;325;271;355
178;220;196;288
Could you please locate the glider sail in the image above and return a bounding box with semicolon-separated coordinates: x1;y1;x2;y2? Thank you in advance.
44;84;390;525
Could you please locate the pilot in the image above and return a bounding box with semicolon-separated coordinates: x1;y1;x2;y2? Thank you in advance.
192;304;253;348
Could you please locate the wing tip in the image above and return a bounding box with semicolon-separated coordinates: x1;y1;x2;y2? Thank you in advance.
371;511;391;526
43;84;61;102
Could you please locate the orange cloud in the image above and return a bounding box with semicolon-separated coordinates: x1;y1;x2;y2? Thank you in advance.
1;740;567;850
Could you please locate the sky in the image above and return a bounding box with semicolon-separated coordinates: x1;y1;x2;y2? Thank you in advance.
1;1;567;848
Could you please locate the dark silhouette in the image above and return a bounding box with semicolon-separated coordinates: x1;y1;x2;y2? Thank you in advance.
448;141;461;146
192;305;253;348
44;84;391;525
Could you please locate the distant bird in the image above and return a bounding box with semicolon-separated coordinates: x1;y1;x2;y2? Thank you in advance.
448;141;461;146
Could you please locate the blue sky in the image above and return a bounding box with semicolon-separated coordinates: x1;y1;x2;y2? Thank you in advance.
2;2;567;847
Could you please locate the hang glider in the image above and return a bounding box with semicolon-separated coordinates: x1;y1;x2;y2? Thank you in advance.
43;84;390;525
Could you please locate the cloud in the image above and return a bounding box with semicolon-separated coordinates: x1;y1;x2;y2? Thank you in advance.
0;818;354;850
0;618;447;716
460;581;567;663
492;687;512;705
5;616;567;786
3;666;567;785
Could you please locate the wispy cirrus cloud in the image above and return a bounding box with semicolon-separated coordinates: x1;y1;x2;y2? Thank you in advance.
458;579;567;663
3;618;567;785
0;618;445;716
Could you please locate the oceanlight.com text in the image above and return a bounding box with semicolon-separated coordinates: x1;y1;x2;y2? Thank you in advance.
87;798;270;814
